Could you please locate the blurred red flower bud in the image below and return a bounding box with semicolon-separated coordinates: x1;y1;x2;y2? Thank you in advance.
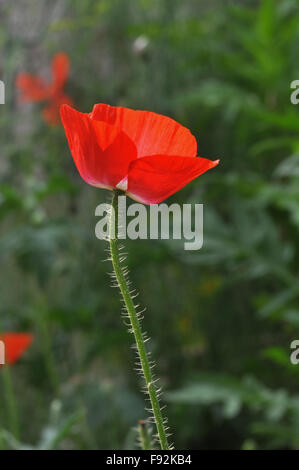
16;52;74;126
0;333;33;365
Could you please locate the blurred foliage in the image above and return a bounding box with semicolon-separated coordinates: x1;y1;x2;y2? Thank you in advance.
1;0;299;449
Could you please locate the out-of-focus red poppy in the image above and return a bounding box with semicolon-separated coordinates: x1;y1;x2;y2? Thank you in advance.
16;52;74;126
0;333;33;365
60;103;219;204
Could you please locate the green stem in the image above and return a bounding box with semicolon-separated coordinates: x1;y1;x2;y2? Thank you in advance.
109;190;170;451
2;365;19;439
29;279;59;394
35;309;59;394
138;420;152;450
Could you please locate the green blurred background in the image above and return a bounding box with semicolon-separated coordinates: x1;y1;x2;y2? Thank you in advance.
1;0;299;450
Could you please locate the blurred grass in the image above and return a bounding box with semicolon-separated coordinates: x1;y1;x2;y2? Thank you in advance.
1;0;299;449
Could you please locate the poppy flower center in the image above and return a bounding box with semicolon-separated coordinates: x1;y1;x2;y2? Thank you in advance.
116;175;128;192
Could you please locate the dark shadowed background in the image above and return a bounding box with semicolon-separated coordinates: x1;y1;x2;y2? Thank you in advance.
1;0;299;450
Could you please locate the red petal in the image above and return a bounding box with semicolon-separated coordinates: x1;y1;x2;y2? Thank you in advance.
0;333;33;365
60;104;137;188
90;104;197;158
51;52;70;93
127;155;219;204
16;74;49;102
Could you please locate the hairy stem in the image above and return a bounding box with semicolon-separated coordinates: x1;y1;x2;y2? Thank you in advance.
109;190;170;450
138;420;152;450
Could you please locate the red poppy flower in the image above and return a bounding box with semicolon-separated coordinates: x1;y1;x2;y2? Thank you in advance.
60;104;219;204
0;333;33;365
16;52;74;126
